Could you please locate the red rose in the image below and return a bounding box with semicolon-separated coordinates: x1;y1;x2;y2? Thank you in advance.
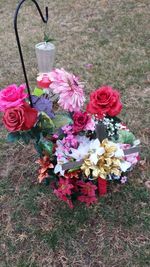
86;86;122;118
3;102;38;132
73;111;89;133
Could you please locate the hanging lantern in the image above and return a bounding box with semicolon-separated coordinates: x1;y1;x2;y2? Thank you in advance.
35;42;56;73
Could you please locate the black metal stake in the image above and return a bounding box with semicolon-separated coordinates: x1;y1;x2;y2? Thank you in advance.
14;0;49;107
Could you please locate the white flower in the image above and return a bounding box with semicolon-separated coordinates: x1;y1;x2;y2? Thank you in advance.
133;139;140;146
70;143;89;160
69;136;90;161
54;164;65;176
89;139;105;164
120;161;131;172
114;145;124;158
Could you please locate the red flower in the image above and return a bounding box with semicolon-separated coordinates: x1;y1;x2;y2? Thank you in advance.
64;170;80;179
37;74;52;89
54;178;74;195
97;177;107;196
54;190;74;209
86;86;122;119
54;178;74;208
73;111;90;133
3;102;38;132
77;181;97;195
77;181;97;206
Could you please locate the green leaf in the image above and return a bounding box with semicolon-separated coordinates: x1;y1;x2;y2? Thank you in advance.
38;112;54;136
117;130;136;145
52;113;73;130
33;87;44;97
20;132;31;144
30;126;41;142
44;33;55;43
38;138;53;155
7;132;21;143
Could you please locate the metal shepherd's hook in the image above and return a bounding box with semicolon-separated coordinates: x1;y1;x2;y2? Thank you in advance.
14;0;49;107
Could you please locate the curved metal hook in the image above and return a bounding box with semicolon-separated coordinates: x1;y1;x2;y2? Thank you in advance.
14;0;49;107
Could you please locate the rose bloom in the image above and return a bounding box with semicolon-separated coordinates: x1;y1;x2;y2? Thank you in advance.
3;102;38;132
0;84;27;112
73;111;95;133
86;86;122;119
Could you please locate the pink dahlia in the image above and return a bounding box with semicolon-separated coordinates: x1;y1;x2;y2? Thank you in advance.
49;68;85;112
0;84;27;112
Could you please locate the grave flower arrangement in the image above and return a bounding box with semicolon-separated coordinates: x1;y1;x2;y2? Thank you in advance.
0;68;140;208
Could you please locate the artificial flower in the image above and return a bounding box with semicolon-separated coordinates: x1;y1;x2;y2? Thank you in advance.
54;178;74;208
65;170;80;179
120;176;127;184
73;111;95;133
62;125;73;134
54;190;74;209
70;140;90;161
97;177;107;196
125;153;139;165
0;84;27;112
31;95;54;118
54;177;74;195
89;138;105;164
54;163;65;176
120;161;131;172
86;86;122;119
3;102;38;132
36;156;54;183
81;139;123;179
77;181;97;206
49;68;85;112
37;73;52;88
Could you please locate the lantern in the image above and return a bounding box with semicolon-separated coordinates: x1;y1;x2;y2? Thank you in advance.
35;42;56;73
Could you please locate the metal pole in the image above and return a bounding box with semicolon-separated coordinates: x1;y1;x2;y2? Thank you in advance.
14;0;49;107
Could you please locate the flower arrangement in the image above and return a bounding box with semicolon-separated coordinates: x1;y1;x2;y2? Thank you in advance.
0;68;140;208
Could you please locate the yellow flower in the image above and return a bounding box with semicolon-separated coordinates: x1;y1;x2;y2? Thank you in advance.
81;139;122;179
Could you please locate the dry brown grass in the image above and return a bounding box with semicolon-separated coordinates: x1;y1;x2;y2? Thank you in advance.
0;0;150;266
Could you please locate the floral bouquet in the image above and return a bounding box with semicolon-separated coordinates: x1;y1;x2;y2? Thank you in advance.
0;68;140;208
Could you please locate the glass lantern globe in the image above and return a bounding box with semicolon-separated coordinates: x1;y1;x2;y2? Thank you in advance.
35;42;56;73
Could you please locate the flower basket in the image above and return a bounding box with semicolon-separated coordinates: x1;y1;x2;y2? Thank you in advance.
0;68;140;208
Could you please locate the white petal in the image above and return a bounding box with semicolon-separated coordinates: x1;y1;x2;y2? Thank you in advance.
120;161;131;172
115;148;124;158
89;153;98;165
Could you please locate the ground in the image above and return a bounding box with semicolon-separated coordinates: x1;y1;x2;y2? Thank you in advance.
0;0;150;266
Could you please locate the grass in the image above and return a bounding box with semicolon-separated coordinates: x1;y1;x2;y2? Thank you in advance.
0;0;150;266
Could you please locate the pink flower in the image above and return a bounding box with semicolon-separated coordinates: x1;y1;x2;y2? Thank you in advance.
62;125;73;134
120;144;139;166
121;176;127;184
125;153;139;165
49;68;85;112
0;84;27;112
85;117;95;131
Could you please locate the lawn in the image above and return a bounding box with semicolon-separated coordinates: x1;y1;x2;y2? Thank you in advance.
0;0;150;266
